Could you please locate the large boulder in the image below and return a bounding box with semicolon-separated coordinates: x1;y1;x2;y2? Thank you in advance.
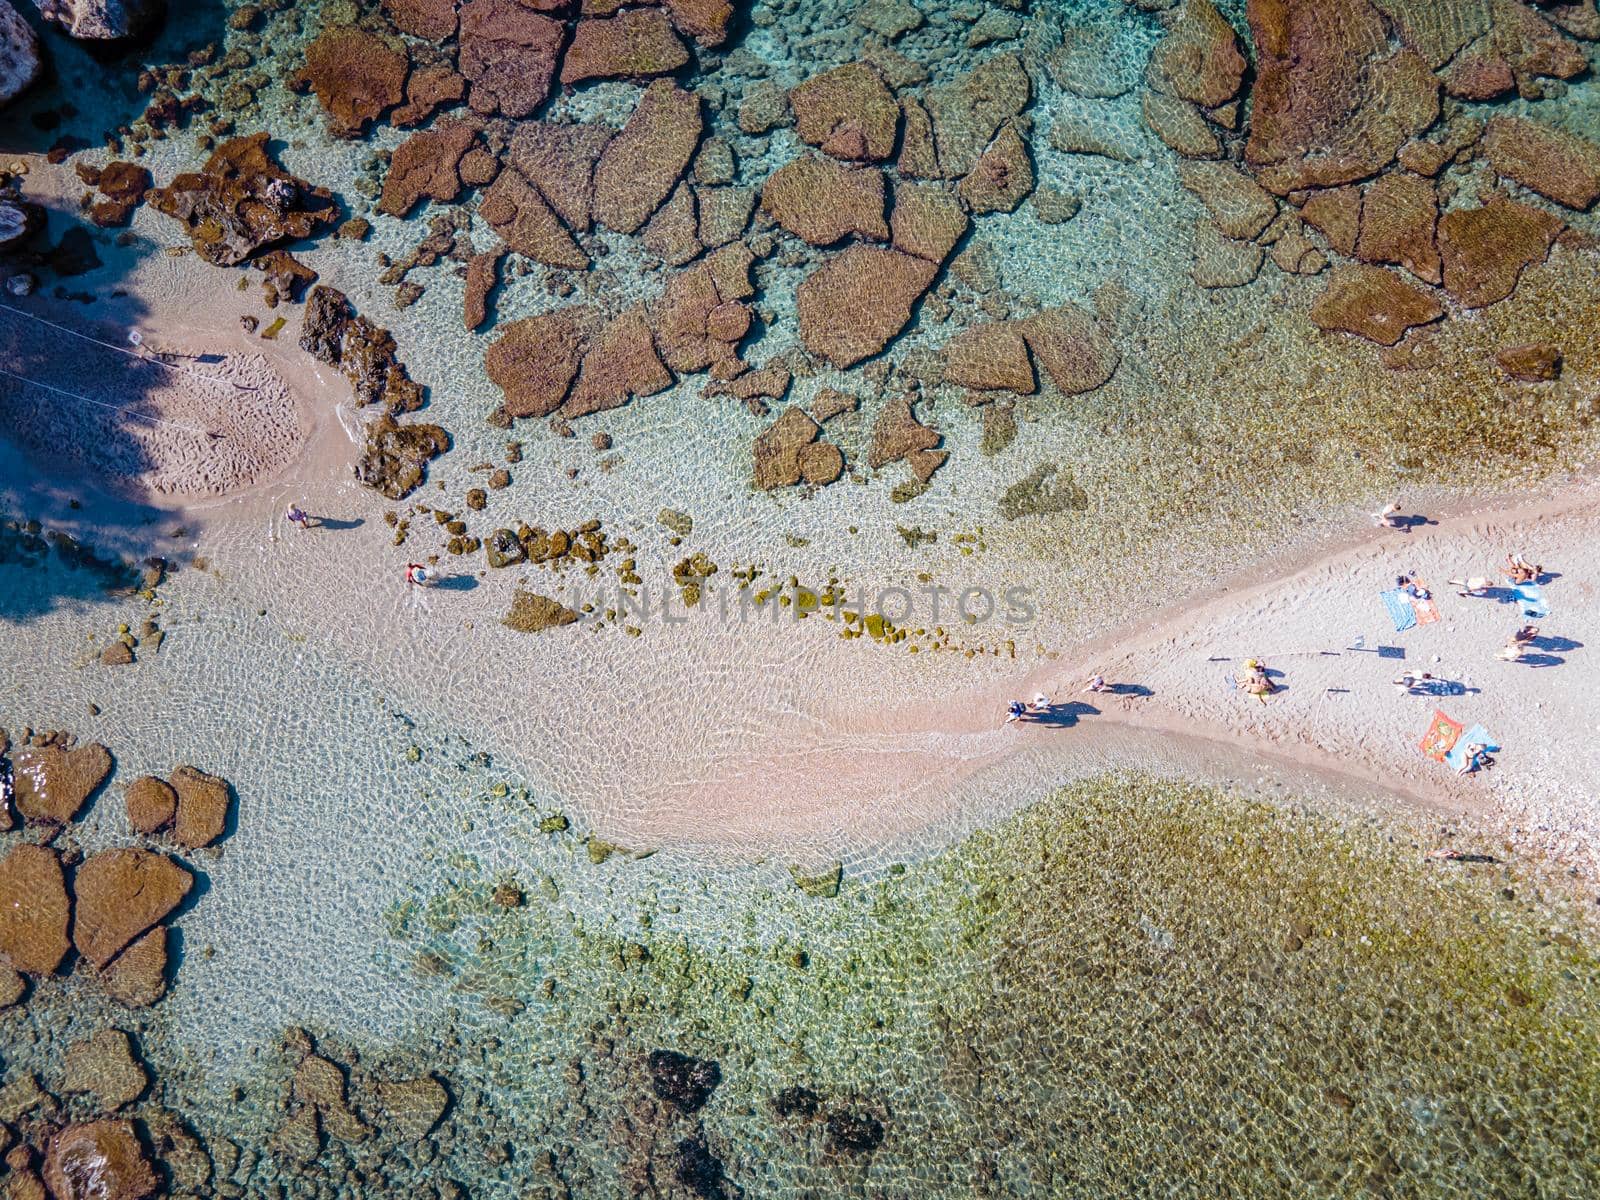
43;1120;159;1200
0;844;70;975
71;849;193;968
30;0;162;39
485;307;597;418
1;0;40;107
796;246;937;368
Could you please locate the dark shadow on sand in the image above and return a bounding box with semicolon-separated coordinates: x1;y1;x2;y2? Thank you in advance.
432;574;480;591
1027;701;1101;728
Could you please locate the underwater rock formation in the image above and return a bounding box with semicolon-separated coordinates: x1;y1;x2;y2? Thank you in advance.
796;246;937;369
29;0;162;39
148;134;339;267
648;1050;722;1113
458;0;564;118
1309;262;1444;344
0;3;39;108
1437;197;1563;308
1481;116;1600;211
71;849;192;968
290;25;409;137
0;843;70;975
593;80;703;234
761;156;888;246
561;9;690;85
169;764;231;850
123;775;177;835
868;393;945;483
10;739;112;825
380;121;479;218
42;1119;159;1200
789;62;900;162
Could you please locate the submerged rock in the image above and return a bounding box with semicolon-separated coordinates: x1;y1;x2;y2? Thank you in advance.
789;62;899;162
648;1050;722;1113
72;849;192;968
480;167;589;269
300;285;425;414
1309;263;1443;344
485;307;597;418
43;1120;158;1200
1437;197;1562;309
889;179;967;263
1147;0;1246;109
170;764;230;849
594;80;703;234
123;775;176;835
1019;305;1120;395
100;926;169;1008
826;1109;885;1153
1496;342;1562;382
30;0;162;39
506;121;615;233
561;10;689;85
753;406;822;489
796;246;937;368
458;0;564;118
380;121;478;218
0;844;70;975
149;134;339;267
0;1;40;108
502;589;579;634
289;25;408;137
941;321;1034;393
375;1075;450;1142
958;121;1033;214
62;1030;148;1110
867;393;945;483
1355;171;1440;284
11;740;112;824
1481;116;1600;212
674;1131;728;1200
563;307;672;419
761;156;888;246
356;415;452;501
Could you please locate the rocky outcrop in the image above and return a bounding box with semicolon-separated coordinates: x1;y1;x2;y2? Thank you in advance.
72;849;192;968
917;52;1030;179
356;415;452;501
480;166;589;269
170;764;230;849
563;308;672;420
1019;305;1121;395
761;157;887;246
11;740;112;824
889;180;968;263
593;80;702;234
486;307;595;418
796;246;937;369
149;134;339;267
1437;197;1562;308
43;1120;158;1200
506;121;615;233
1;1;40;108
788;63;900;162
300;285;424;414
0;844;70;975
1245;0;1439;194
1148;0;1247;109
1481;116;1600;211
1309;263;1444;344
458;0;564;118
561;10;689;85
380;121;478;218
958;122;1033;214
289;25;408;137
29;0;162;39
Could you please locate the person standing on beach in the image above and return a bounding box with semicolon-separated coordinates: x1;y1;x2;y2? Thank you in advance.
1005;700;1027;724
1373;502;1402;528
406;562;433;587
286;504;313;531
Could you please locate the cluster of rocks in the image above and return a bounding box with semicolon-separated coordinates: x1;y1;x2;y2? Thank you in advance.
1132;0;1595;365
0;729;236;1014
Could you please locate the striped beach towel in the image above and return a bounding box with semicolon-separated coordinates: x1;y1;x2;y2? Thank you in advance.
1382;589;1417;632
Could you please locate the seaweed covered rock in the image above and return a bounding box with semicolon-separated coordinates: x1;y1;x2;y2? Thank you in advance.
10;740;112;824
826;1109;885;1153
356;414;451;500
148;134;339;266
300;285;424;414
85;161;150;227
0;844;70;975
649;1050;722;1113
289;25;408;137
503;589;579;634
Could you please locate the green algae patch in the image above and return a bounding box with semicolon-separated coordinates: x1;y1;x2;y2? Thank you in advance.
399;772;1600;1197
788;860;843;898
999;461;1089;519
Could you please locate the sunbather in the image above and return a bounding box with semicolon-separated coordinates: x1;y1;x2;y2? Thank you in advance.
1496;624;1539;661
1504;554;1543;584
1447;575;1495;597
1392;670;1433;694
1455;742;1494;775
1373;502;1402;528
1082;674;1107;694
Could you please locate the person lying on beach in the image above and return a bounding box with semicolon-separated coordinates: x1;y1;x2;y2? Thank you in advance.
1396;574;1431;600
1496;625;1539;661
1082;674;1107;693
1236;659;1277;703
1028;693;1052;714
1005;700;1028;724
1392;670;1434;694
1373;502;1402;528
1447;575;1495;597
1503;554;1543;584
1455;742;1494;775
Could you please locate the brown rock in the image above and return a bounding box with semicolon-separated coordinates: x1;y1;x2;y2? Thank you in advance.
98;641;134;667
295;1054;371;1143
43;1121;158;1200
1267;219;1329;275
375;1076;451;1143
1142;90;1222;159
958;122;1033;214
465;249;503;331
1356;171;1440;283
594;80;702;234
799;441;845;485
486;308;597;417
1298;184;1363;256
12;741;112;825
811;388;858;422
697;184;756;247
924;52;1031;178
356;416;451;501
1496;342;1562;382
650;263;740;373
641;180;703;265
562;10;689;84
62;1030;148;1110
665;0;733;46
299;285;425;415
707;362;791;405
123;776;176;835
507;121;615;233
1019;305;1121;394
290;25;408;137
761;157;887;246
0;963;24;1007
754;406;822;488
380;122;477;218
897;95;941;178
706;242;756;301
889;180;968;263
392;64;467;128
1191;218;1264;288
1148;0;1247;108
170;764;230;850
1178;161;1278;239
1482;116;1600;211
87;162;152;227
563;308;673;419
503;590;580;634
1437;197;1563;308
458;0;564;118
0;845;70;975
1245;0;1439;194
148;133;339;267
1437;0;1587;98
100;927;169;1008
459;147;500;187
1309;263;1444;344
256;249;318;304
384;0;458;39
942;322;1034;393
868;394;944;484
705;301;750;341
789;63;900;162
72;849;193;969
480;167;589;269
796;246;938;369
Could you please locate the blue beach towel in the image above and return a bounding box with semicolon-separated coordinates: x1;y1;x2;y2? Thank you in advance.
1514;582;1549;619
1444;724;1499;772
1382;589;1418;632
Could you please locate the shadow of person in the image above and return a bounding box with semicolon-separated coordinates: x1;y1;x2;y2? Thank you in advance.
1030;701;1101;728
432;574;479;591
312;516;365;531
1530;635;1582;653
1105;683;1153;697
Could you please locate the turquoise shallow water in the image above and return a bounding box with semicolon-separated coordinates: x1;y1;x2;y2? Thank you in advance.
4;0;1600;1195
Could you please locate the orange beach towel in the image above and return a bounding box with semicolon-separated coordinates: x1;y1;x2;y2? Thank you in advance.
1419;710;1464;762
